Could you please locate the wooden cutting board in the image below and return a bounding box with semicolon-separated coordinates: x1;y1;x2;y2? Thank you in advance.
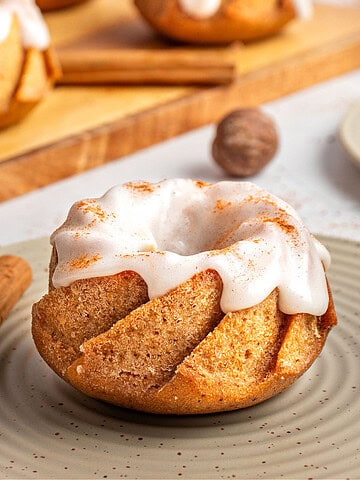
1;0;360;202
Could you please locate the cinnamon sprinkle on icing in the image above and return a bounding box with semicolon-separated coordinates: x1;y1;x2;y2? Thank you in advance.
214;199;232;212
51;179;331;316
76;200;113;222
195;180;210;188
262;216;296;234
68;254;102;270
125;181;156;193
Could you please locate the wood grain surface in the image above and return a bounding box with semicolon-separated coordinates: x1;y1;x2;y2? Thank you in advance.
0;0;360;202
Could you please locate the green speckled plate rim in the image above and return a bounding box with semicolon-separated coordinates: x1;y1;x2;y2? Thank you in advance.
0;235;359;480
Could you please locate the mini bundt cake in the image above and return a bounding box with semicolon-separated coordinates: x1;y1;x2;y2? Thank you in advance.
32;179;336;414
0;0;60;129
133;0;313;45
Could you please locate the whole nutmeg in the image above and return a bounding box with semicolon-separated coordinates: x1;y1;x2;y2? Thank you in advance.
212;108;279;177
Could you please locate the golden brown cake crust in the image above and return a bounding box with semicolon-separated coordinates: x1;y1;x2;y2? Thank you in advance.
36;0;86;11
32;244;337;414
32;269;149;378
134;0;297;44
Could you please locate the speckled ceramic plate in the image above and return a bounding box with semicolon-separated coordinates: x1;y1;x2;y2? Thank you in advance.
339;102;360;169
0;236;359;479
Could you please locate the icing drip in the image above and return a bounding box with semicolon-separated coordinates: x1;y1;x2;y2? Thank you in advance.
51;179;330;316
0;0;50;49
292;0;313;18
178;0;221;19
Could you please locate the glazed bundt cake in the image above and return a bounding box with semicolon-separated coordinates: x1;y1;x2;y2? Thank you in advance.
133;0;313;44
32;179;336;414
0;0;60;129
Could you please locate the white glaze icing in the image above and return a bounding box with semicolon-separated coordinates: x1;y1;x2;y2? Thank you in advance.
292;0;313;18
51;179;330;316
178;0;221;19
0;0;50;49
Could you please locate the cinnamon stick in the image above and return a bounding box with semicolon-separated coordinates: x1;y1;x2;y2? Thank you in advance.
57;48;237;85
0;255;32;325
